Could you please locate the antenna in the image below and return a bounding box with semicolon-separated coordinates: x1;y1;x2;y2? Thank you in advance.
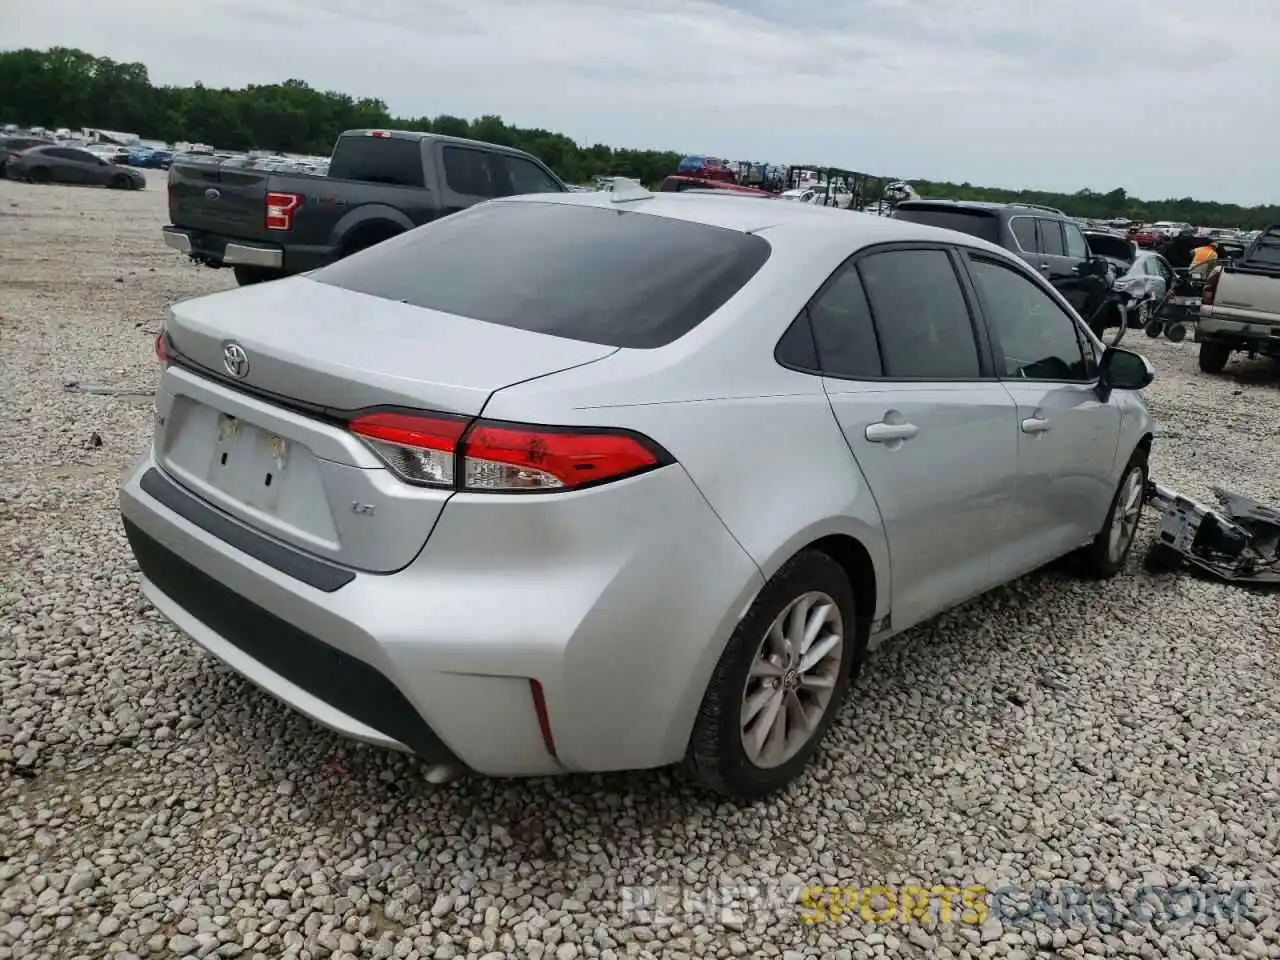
609;178;653;203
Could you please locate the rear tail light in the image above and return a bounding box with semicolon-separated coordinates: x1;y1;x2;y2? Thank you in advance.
155;331;170;365
265;191;302;231
348;410;672;492
1201;267;1222;306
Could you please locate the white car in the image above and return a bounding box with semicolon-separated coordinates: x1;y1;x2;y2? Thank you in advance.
121;189;1156;799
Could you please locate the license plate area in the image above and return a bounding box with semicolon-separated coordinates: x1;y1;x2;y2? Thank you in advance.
209;413;291;513
158;395;341;551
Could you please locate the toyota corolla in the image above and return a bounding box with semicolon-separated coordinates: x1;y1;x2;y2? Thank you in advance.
121;187;1155;799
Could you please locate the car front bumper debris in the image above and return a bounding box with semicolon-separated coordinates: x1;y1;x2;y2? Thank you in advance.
1144;482;1280;584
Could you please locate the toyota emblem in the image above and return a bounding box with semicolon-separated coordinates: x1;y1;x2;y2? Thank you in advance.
205;188;220;201
223;342;250;379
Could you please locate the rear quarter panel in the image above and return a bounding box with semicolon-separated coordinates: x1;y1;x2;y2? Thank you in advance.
478;234;893;617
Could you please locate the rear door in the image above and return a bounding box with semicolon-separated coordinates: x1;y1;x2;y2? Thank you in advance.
438;145;500;215
1037;217;1107;321
961;251;1120;570
43;148;88;183
814;244;1019;629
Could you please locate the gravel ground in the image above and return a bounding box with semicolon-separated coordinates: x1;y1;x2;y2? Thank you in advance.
1;172;1279;960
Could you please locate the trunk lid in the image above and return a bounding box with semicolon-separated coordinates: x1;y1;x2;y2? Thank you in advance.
1084;232;1135;266
156;277;618;572
168;158;271;239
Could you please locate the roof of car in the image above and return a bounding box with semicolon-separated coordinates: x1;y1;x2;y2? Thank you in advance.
895;199;1068;218
495;190;1013;256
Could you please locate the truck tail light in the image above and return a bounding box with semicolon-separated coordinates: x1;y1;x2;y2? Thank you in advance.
1201;267;1222;306
347;410;673;492
265;191;302;231
154;332;170;365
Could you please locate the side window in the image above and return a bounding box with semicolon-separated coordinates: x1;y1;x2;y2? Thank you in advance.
967;256;1090;381
441;147;496;198
1038;219;1066;256
806;264;883;378
858;249;981;379
499;156;563;196
1063;223;1089;259
1010;217;1036;252
45;148;74;160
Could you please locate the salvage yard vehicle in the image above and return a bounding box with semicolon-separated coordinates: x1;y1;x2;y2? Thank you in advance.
162;130;567;287
122;187;1155;800
1195;224;1280;373
892;200;1116;336
4;144;146;189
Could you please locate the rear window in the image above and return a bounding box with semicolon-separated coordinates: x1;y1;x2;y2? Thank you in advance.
892;206;1000;244
327;135;424;188
310;201;772;349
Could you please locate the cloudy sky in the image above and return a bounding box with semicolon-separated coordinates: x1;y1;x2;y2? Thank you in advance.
6;0;1280;205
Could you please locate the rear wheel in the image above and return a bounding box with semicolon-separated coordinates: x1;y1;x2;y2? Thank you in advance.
1198;342;1231;374
29;167;50;184
1144;318;1164;338
232;265;283;286
685;549;861;801
1165;321;1187;343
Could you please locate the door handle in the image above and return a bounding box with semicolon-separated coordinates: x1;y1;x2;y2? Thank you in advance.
1021;417;1051;434
865;421;919;443
1039;263;1051;273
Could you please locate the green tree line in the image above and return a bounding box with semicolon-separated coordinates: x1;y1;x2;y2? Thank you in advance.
3;46;1278;228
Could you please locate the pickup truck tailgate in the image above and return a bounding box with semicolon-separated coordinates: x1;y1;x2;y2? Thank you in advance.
1213;270;1280;318
169;160;270;239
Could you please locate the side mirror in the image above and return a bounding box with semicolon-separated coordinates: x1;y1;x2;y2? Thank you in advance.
1099;346;1155;395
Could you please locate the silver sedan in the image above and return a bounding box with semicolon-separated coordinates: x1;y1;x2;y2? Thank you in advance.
120;187;1155;799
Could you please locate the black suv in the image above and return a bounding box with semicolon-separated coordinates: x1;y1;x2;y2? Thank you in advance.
892;200;1112;331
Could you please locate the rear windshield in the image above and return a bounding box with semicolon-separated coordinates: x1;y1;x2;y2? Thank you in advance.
310;201;772;349
328;135;425;187
892;206;1000;244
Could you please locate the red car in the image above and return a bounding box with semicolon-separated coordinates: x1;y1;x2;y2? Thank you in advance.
1133;228;1162;249
658;175;775;198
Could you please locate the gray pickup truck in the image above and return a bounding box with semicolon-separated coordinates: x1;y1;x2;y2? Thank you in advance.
1196;224;1280;373
162;130;567;286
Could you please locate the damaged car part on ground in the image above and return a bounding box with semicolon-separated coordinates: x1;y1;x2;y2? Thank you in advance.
1144;483;1280;584
121;189;1157;800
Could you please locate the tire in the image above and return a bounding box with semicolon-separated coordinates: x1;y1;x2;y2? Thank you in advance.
1077;450;1148;579
110;175;131;190
685;549;862;801
232;265;282;287
1198;342;1230;374
29;167;50;184
1165;322;1187;343
1144;319;1163;338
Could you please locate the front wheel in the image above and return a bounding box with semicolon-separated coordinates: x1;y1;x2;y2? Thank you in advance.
110;175;131;190
685;550;861;801
1077;450;1148;579
1198;342;1231;374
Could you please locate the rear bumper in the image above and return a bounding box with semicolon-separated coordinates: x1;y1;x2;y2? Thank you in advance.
163;226;285;269
163;226;336;274
119;450;762;777
1195;312;1280;351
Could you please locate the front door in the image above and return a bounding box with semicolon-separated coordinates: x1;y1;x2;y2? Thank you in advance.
960;251;1122;573
808;245;1019;630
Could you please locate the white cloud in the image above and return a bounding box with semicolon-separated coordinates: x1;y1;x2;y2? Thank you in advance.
5;0;1279;204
